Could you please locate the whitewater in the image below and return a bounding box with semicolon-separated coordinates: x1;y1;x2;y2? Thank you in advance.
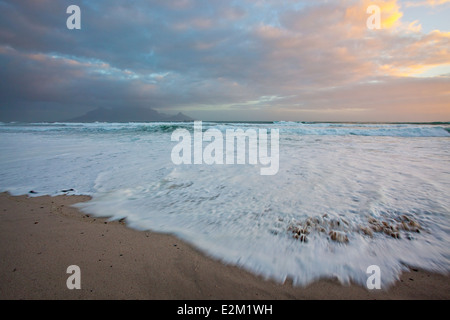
0;121;449;287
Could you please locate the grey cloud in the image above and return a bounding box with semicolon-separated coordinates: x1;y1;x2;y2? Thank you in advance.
0;0;449;122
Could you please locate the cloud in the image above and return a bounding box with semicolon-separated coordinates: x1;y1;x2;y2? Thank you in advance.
0;0;449;122
405;0;450;7
345;0;403;31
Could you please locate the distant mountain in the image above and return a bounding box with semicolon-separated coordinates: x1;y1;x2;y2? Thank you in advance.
64;107;193;122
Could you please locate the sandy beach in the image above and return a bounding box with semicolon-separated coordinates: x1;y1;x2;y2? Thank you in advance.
0;192;448;300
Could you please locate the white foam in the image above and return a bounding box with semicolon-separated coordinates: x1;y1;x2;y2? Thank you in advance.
0;122;449;287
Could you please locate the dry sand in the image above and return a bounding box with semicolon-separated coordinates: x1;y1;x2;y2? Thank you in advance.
0;192;449;300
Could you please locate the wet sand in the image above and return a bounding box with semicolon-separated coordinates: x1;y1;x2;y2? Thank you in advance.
0;192;448;300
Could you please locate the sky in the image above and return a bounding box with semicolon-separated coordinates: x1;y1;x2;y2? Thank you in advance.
0;0;449;122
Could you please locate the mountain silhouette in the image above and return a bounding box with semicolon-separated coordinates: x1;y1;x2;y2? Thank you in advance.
64;107;193;122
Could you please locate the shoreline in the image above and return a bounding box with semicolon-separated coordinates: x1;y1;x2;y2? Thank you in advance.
0;192;449;299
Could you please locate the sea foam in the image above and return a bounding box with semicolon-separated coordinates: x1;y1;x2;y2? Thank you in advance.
1;122;449;287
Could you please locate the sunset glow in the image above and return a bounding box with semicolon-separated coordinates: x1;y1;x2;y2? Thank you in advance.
0;0;449;122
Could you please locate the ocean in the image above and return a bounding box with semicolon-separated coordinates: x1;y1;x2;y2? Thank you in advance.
1;121;449;287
